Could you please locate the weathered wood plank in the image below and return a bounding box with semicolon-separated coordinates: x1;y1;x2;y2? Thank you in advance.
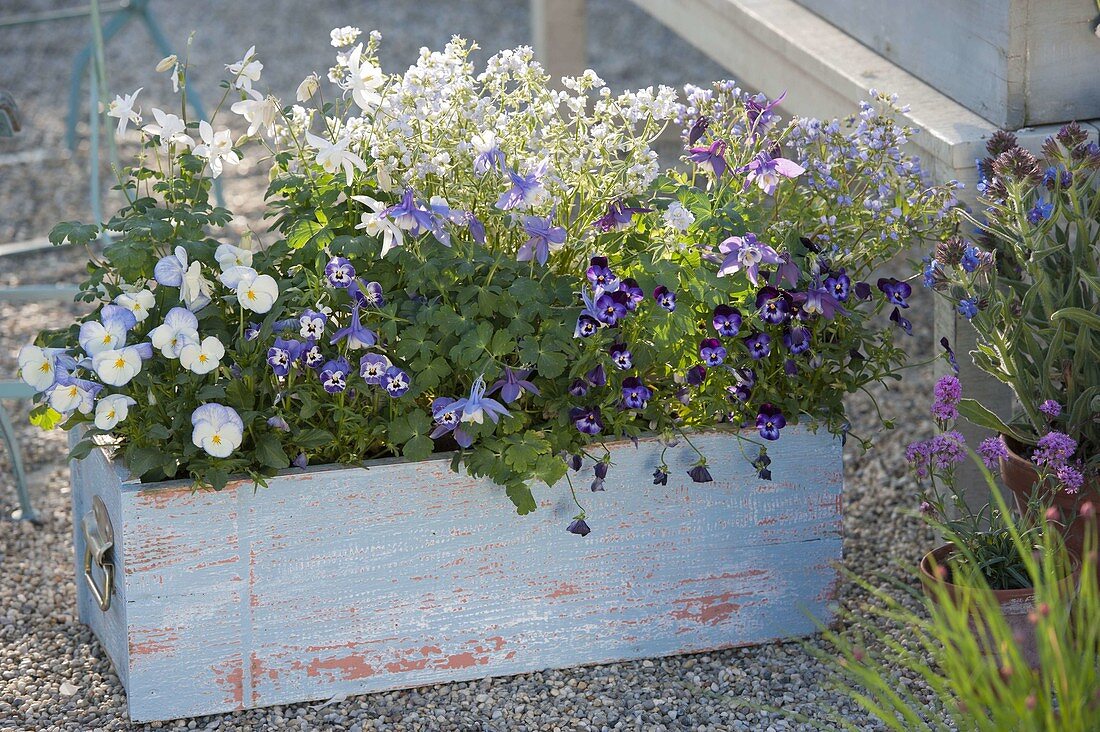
74;428;843;722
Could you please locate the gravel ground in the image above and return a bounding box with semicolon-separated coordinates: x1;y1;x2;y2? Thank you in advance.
2;1;940;730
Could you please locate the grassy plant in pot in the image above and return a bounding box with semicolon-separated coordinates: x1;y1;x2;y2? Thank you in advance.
905;374;1079;667
17;35;957;721
924;125;1100;550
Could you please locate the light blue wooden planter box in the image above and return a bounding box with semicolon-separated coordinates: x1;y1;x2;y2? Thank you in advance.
70;428;843;722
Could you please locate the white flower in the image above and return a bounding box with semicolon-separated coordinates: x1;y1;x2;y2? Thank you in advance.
663;201;695;232
47;376;100;415
230;91;279;138
330;26;361;47
92;346;146;387
150;307;199;358
17;345;70;391
143;108;193;150
180;261;214;311
192;121;240;178
306;132;366;186
234;269;279;313
179;336;225;375
155;54;178;73
191;404;244;458
351;195;404;256
114;289;156;323
214;243;253;271
94;394;136;430
225;45;262;91
78;304;137;356
343;44;384;112
107;87;142;136
296;73;320;102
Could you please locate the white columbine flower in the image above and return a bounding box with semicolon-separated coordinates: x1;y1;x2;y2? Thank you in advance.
306;131;366;186
179;336;225;375
17;345;73;391
94;394;137;430
225;46;262;91
351;195;404;256
234;268;279;313
343;44;384;112
107;87;142;136
143;108;193;151
191;403;244;458
114;288;155;323
330;26;361;47
92;344;150;387
180;261;214;312
296;73;320;102
149;307;199;358
663;201;695;232
192;121;240;178
214;243;253;271
230;91;279;138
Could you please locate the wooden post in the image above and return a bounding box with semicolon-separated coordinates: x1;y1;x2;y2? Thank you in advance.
531;0;588;85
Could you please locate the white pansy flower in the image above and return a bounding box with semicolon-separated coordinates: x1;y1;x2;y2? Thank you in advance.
296;73;320;102
191;404;244;458
306;132;366;186
77;304;136;356
179;336;225;375
192;121;240;178
225;45;262;91
106;87;142;136
91;344;148;387
214;243;253;271
663;201;695;232
114;289;155;323
343;44;384;112
230;91;279;138
143;108;193;150
94;394;136;431
234;269;279;313
47;376;101;415
330;26;361;47
180;261;214;312
149;307;199;359
351;195;403;256
17;345;73;391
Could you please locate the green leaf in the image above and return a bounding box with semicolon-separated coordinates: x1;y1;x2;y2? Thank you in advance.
254;433;290;469
402;435;435;462
506;483;538;515
294;428;334;449
537;349;568;379
29;404;64;430
1051;307;1100;331
145;424;172;441
127;446;170;479
957;399;1030;443
68;439;97;461
287;218;333;250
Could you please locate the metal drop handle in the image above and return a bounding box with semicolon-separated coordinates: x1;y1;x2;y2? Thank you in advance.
82;495;114;611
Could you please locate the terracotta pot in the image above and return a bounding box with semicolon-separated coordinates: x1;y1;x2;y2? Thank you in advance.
919;543;1076;669
998;435;1098;556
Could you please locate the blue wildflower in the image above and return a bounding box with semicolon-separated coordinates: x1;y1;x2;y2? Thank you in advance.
958;298;979;320
517;213;567;266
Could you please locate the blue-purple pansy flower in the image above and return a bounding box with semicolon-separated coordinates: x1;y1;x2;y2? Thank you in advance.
383;188;435;237
824;270;850;301
586;364;607;387
593;200;652;233
712;305;742;337
685;364;707;386
569;406;604;435
267;338;302;377
445;375;509;424
728;368;756;402
782;327;811;355
381;366;412;397
350;279;385;309
620;377;652;410
688;139;728;178
359;353;392;385
744;331;772;360
430;396;474;448
324;256;356;288
299;309;328;339
755;286;791;324
717;233;782;286
586;256;620;293
319;357;351;394
653;285;676;312
738;151;805;195
575;314;600;338
877;278;912;308
329;305;376;349
756;404;786;441
517;213;567;266
301;341;325;370
700;338;727;367
594;291;629;326
489;367;540;404
620;278;644;311
609;343;633;370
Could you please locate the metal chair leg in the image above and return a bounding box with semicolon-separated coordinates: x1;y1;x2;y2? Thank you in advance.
0;403;37;523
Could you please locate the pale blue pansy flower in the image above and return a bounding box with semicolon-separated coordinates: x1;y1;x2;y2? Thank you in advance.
78;304;137;356
17;345;77;391
94;393;137;430
92;343;152;386
149;307;199;359
190;403;245;458
46;373;102;415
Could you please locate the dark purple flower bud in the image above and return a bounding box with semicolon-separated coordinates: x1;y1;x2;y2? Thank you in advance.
853;281;872;300
773;252;800;288
783;359;798;375
699;338;727;367
569;379;589;397
687;464;713;483
591;461;609;492
688;115;710;144
877;278;912;308
752;447;772;481
621;376;653;409
292;452;308;469
267;416;290;432
653;285;676;311
570;406;604;435
756;286;791;324
609;343;633;370
744;331;771;360
890;307;913;336
229;363;243;379
782;327;811;355
756;404;786;441
653;466;669;485
465;212;486;244
575;314;600;338
940;337;959;374
586;364;607;387
594;200;652;233
566;518;591;536
567;453;583;471
686;364;707;386
676;387;692;405
712;305;742;337
620;278;644;311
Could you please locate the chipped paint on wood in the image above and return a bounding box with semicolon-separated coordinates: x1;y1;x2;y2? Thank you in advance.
70;428;843;722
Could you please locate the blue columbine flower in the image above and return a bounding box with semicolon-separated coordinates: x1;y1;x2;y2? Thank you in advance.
712;305;742;337
566;518;591;537
570;406;603;435
430;396;473;448
585;256;620;293
756;404;786;441
745;90;785;132
755;286;791;324
795;283;846;320
621;377;652;410
594;291;629;326
593;200;652;233
350;279;386;308
744;331;771;360
877;278;912;308
653;285;676;312
782;327;811;355
687;115;710;144
381;366;411;397
620;278;644;311
960;246;981;273
299;309;328;339
687;139;728;177
302;341;325;370
319;358;351;393
267;338;302;377
609;343;633;370
957;298;979;320
773;252;801;288
384;188;436;236
324;257;356;288
447;375;510;424
496;162;548;210
517;213;567;266
824;271;850;301
890;307;913;335
329;305;376;349
687;463;713;483
359;353;392;385
717;233;782;286
1027;198;1053;224
700;338;727;367
489;367;540;404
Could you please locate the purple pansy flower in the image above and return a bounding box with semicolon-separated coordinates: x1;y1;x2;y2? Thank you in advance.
824;271;850;301
653;285;676;312
575;314;600;338
594;200;652;233
324;257;356;288
464;212;487;244
685;364;707;386
756;404;786;441
586;256;620;293
877;278;912;308
381;366;411;397
517;213;567;266
712;305;742;337
784;358;799;376
756;286;791;325
744;331;772;360
359;353;392;385
739;151;805;195
717;233;782;285
329;305;376;349
594;291;629;326
609;343;633;370
620;377;652;410
620;278;644;311
384;188;435;236
299;309;328;339
302;342;325;370
700;338;727;367
350;279;386;308
489;367;540;404
782;327;811;355
688;139;728;178
267;338;302;377
430;397;474;448
570;406;604;435
319;358;351;394
495;162;548;210
687;463;713;483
